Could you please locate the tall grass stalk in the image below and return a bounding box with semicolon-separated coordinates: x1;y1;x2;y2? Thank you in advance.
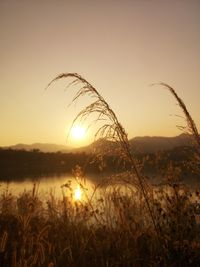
47;73;158;234
158;83;200;151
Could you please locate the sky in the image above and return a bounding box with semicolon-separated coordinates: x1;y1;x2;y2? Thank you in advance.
0;0;200;147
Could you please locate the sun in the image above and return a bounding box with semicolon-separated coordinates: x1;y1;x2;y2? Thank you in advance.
70;125;86;140
74;185;82;201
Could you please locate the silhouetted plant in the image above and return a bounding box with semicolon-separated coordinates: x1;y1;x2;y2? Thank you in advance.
47;73;158;234
158;83;200;151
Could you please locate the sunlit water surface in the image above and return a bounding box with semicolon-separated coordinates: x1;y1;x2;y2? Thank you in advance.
0;174;199;204
0;174;97;200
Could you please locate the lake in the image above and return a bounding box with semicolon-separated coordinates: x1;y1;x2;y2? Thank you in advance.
0;174;99;200
0;173;199;204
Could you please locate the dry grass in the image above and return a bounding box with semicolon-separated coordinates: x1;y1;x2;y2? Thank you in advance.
0;179;200;267
156;83;200;151
47;73;158;235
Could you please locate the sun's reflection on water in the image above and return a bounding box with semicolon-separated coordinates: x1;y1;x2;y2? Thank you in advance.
0;174;96;201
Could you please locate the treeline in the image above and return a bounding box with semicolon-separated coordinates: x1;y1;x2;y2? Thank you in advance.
0;149;122;180
0;146;198;182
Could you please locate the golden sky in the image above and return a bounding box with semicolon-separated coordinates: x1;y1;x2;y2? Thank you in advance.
0;0;200;147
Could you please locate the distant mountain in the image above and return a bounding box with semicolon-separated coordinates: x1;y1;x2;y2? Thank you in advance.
76;134;194;154
73;139;116;154
129;133;193;153
4;143;70;153
1;134;195;154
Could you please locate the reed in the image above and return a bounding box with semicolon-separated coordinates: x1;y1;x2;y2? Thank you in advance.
158;83;200;151
47;73;158;234
0;180;200;266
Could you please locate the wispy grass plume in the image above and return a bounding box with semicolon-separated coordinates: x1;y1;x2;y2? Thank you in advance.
158;83;200;151
47;72;158;234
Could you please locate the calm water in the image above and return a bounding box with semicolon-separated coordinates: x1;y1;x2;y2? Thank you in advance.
0;174;98;200
1;173;199;203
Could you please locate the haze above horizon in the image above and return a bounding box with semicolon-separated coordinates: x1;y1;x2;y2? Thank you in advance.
0;0;200;147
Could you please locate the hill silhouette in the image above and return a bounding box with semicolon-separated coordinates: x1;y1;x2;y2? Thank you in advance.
2;134;194;154
75;133;193;154
3;143;70;153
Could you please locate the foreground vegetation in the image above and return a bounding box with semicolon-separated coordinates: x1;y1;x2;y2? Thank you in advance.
0;178;200;267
